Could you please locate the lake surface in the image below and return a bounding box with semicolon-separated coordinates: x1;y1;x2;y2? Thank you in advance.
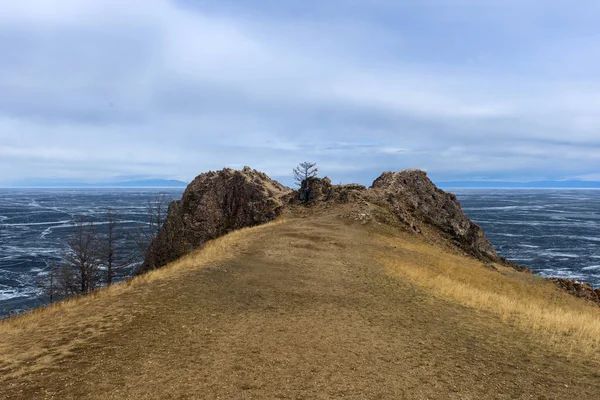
454;189;600;286
0;189;183;317
0;188;598;318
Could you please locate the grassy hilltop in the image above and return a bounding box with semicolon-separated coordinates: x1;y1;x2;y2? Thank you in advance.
1;168;599;399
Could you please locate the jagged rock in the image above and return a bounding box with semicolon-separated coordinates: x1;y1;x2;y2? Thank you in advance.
370;170;500;262
549;278;600;306
136;167;291;274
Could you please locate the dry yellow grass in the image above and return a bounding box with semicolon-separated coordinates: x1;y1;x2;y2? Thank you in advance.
2;214;600;399
377;233;600;360
0;218;285;370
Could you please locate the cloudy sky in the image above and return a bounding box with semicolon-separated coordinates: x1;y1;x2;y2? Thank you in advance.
1;0;599;186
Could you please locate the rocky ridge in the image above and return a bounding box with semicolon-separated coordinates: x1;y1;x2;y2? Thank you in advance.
136;167;599;305
140;167;504;274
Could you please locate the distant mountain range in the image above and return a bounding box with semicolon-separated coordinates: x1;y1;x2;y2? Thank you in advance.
2;179;188;188
436;180;600;189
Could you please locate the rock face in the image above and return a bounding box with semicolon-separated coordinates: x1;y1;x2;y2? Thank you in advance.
136;167;291;274
549;278;600;306
370;170;500;262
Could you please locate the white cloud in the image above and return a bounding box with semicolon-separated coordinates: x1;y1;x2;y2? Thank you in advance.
0;0;599;185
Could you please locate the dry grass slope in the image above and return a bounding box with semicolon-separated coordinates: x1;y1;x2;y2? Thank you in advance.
0;219;285;380
377;232;600;360
0;213;599;399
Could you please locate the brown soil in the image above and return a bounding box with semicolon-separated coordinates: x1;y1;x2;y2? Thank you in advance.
1;214;599;399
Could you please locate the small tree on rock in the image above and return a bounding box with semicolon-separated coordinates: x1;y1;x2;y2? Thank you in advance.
293;162;318;187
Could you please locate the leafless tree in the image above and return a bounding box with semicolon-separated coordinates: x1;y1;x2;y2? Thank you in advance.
36;261;58;304
99;207;138;286
134;193;171;268
293;162;318;187
62;216;102;295
105;208;117;286
55;262;79;298
37;194;171;302
101;207;125;286
38;258;80;303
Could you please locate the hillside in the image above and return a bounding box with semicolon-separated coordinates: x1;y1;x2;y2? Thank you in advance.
1;169;599;399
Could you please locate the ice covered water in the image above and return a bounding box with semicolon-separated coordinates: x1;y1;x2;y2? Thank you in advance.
0;189;183;318
1;187;599;318
454;189;600;288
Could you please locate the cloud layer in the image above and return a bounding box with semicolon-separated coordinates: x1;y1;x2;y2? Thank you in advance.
1;0;599;186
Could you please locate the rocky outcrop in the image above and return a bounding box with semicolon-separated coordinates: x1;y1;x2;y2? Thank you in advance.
136;167;291;274
283;170;504;265
549;278;600;306
136;167;515;275
369;170;500;262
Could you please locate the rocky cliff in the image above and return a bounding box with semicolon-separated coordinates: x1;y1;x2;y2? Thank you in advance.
369;170;500;262
137;167;291;274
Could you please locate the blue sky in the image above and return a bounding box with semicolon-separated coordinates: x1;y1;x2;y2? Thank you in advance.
1;0;599;187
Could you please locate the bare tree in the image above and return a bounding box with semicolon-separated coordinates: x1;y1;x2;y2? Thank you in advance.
39;210;133;304
38;258;81;303
100;207;138;286
101;208;120;286
134;193;171;268
36;261;59;304
46;267;56;304
62;216;102;295
293;162;318;187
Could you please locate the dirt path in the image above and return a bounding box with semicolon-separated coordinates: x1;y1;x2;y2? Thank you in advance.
1;216;599;399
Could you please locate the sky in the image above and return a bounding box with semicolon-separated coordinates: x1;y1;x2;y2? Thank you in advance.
1;0;599;187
